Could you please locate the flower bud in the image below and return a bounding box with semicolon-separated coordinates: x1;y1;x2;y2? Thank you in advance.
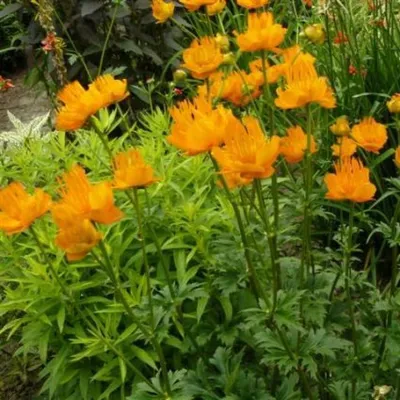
330;116;351;136
215;33;230;53
222;52;236;65
173;69;187;83
387;93;400;113
395;147;400;168
303;23;326;44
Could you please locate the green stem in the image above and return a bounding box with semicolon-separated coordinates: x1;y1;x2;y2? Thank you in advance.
132;188;155;331
254;179;279;313
96;242;171;395
91;119;114;161
210;155;269;307
98;3;120;75
29;226;70;297
344;203;358;400
261;50;281;289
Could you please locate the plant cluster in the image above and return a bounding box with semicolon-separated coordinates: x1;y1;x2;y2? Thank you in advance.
2;0;400;399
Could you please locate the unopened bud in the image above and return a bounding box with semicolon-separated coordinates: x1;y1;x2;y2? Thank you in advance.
222;52;236;65
303;23;326;44
215;34;230;53
173;69;187;83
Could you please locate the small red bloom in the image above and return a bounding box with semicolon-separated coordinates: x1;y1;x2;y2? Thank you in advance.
41;32;57;53
173;88;184;96
348;65;357;75
0;76;14;92
302;0;312;7
333;32;349;44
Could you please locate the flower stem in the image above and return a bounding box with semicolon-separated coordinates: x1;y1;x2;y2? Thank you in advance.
96;241;171;395
132;188;155;331
29;226;70;297
254;179;279;313
210;155;269;307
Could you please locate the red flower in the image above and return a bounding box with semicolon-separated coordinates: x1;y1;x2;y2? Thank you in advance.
348;65;357;75
41;32;57;53
0;76;14;92
333;32;349;44
173;88;184;96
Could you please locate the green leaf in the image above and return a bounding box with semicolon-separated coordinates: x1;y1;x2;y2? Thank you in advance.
197;296;209;322
57;305;66;333
131;345;157;370
0;3;22;18
219;296;233;323
119;357;127;382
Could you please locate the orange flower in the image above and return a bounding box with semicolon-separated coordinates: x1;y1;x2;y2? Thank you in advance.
179;0;215;11
152;0;174;23
330;116;351;136
236;12;287;53
211;116;280;187
280;126;317;164
52;165;123;226
168;95;240;155
200;71;261;106
113;149;159;189
55;218;102;261
237;0;268;9
387;94;400;114
302;0;312;6
324;157;376;202
394;146;400;168
248;59;283;85
0;182;51;235
182;37;224;79
331;136;357;158
351;117;387;153
206;0;226;14
56;75;129;131
275;55;336;109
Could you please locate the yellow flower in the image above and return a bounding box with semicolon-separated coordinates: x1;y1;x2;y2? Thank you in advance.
280;126;317;164
275;55;336;109
0;182;51;235
395;146;400;168
55;218;102;262
387;93;400;113
168;94;240;155
324;157;376;202
331;136;357;158
113;149;159;189
182;37;224;79
236;12;287;53
56;75;129;131
248;59;282;85
303;23;326;44
206;0;226;15
52;165;123;226
237;0;268;9
351;117;387;153
179;0;216;12
330;116;351;136
152;0;174;23
211;116;280;187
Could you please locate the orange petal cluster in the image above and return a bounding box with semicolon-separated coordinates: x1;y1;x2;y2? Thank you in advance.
280;126;317;164
236;12;287;53
152;0;174;23
168;94;240;155
206;0;226;14
52;165;123;261
211;116;280;188
56;75;129;131
198;71;261;106
237;0;268;9
275;51;336;109
324;157;376;202
113;149;159;189
351;117;387;153
331;137;357;158
182;37;224;79
330;116;351;136
179;0;215;11
395;146;400;168
0;182;51;235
